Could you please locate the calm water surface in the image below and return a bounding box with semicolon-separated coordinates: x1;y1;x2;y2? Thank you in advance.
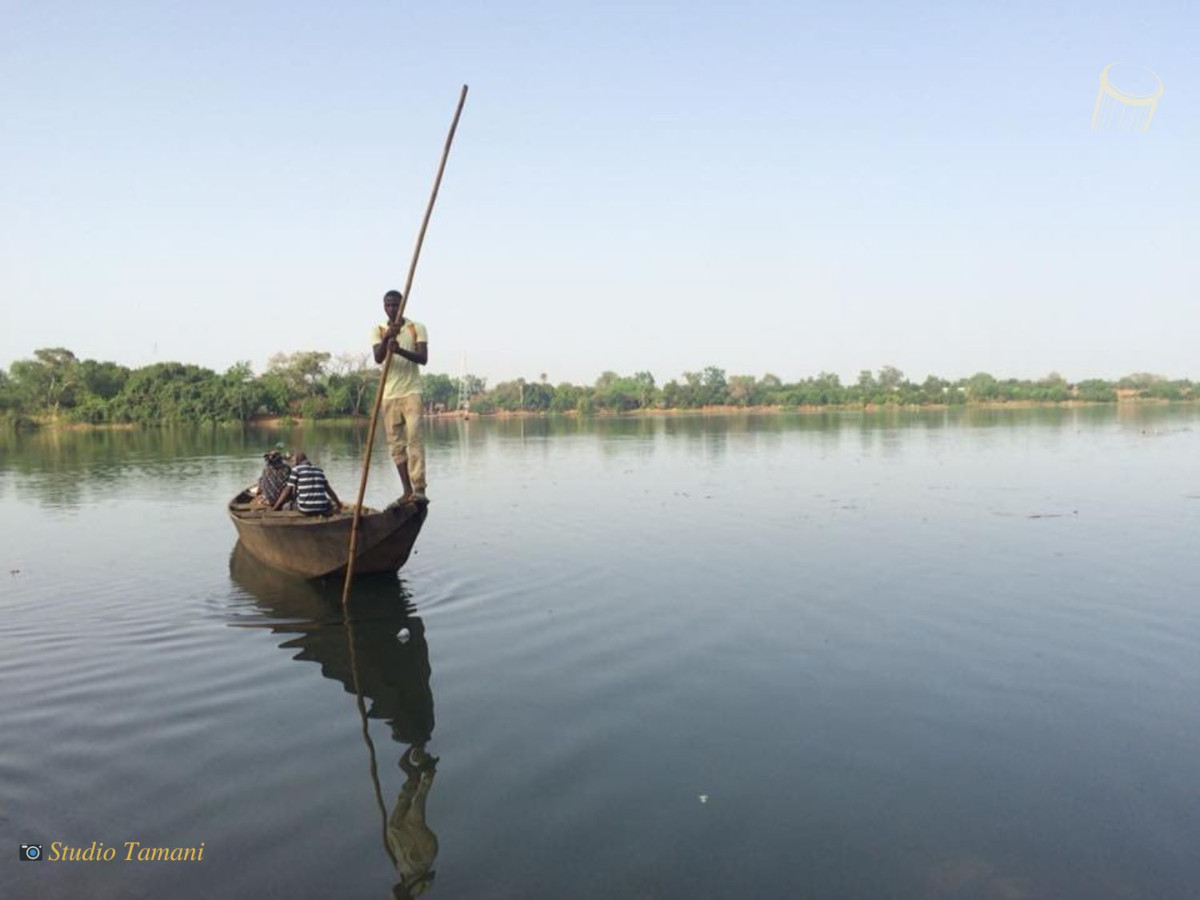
2;407;1199;899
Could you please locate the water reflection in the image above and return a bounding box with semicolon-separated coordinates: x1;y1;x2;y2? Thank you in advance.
228;545;438;897
5;406;1198;509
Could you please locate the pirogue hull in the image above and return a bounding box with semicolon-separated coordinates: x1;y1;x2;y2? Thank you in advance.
228;490;427;579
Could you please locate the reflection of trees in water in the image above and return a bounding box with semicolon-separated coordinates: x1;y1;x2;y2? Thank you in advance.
0;424;376;509
228;546;438;897
9;407;1194;509
0;423;382;472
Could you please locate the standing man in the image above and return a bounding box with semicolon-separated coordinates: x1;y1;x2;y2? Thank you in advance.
373;289;429;503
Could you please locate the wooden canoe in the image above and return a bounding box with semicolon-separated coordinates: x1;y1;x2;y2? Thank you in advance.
228;489;428;579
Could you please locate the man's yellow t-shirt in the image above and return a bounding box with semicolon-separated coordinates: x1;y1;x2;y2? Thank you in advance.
372;319;427;400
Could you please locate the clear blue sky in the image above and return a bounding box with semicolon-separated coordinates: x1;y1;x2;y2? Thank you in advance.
2;1;1196;386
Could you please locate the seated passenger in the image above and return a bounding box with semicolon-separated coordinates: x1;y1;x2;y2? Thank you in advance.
257;449;292;507
272;452;341;515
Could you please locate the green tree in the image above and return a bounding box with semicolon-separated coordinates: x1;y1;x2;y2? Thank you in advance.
0;370;18;414
677;372;700;407
1117;372;1164;391
757;373;785;405
1144;379;1191;400
965;372;998;402
258;371;293;416
595;372;645;411
266;351;331;400
523;380;554;411
877;365;904;391
661;379;682;409
1075;379;1116;402
633;371;657;408
470;393;496;414
299;395;331;419
69;396;112;424
421;373;456;410
1033;372;1069;402
920;375;950;403
11;348;80;413
8;359;49;410
701;366;728;405
813;371;845;405
79;359;130;400
489;380;524;411
727;374;759;406
219;361;261;422
549;382;581;413
326;352;375;415
108;361;224;424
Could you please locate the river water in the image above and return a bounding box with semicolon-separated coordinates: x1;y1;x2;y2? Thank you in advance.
2;406;1199;899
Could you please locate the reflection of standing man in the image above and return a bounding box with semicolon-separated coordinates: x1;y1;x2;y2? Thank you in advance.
389;744;439;899
373;289;429;503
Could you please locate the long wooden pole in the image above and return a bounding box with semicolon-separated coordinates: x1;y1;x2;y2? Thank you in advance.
341;85;469;607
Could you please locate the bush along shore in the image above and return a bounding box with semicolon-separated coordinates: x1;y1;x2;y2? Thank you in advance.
2;348;1195;429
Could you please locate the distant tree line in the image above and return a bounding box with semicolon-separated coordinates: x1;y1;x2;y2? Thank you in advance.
1;349;1196;428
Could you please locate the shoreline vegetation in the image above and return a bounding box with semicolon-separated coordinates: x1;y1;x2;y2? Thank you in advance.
3;347;1196;431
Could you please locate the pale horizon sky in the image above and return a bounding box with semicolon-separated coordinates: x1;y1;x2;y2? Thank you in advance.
3;1;1197;388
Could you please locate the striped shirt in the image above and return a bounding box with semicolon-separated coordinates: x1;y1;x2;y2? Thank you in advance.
287;462;334;514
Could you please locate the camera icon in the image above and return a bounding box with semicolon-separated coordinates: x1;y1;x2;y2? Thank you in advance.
20;844;42;861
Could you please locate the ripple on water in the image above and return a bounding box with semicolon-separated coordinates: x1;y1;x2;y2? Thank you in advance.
5;413;1200;898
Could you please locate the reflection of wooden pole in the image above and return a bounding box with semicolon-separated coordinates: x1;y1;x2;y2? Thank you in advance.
345;614;398;867
341;85;469;607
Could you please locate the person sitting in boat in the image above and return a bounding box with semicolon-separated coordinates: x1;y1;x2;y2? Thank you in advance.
272;452;342;515
257;449;291;507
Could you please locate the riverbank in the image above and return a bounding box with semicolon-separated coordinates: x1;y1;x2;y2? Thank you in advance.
7;396;1191;432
